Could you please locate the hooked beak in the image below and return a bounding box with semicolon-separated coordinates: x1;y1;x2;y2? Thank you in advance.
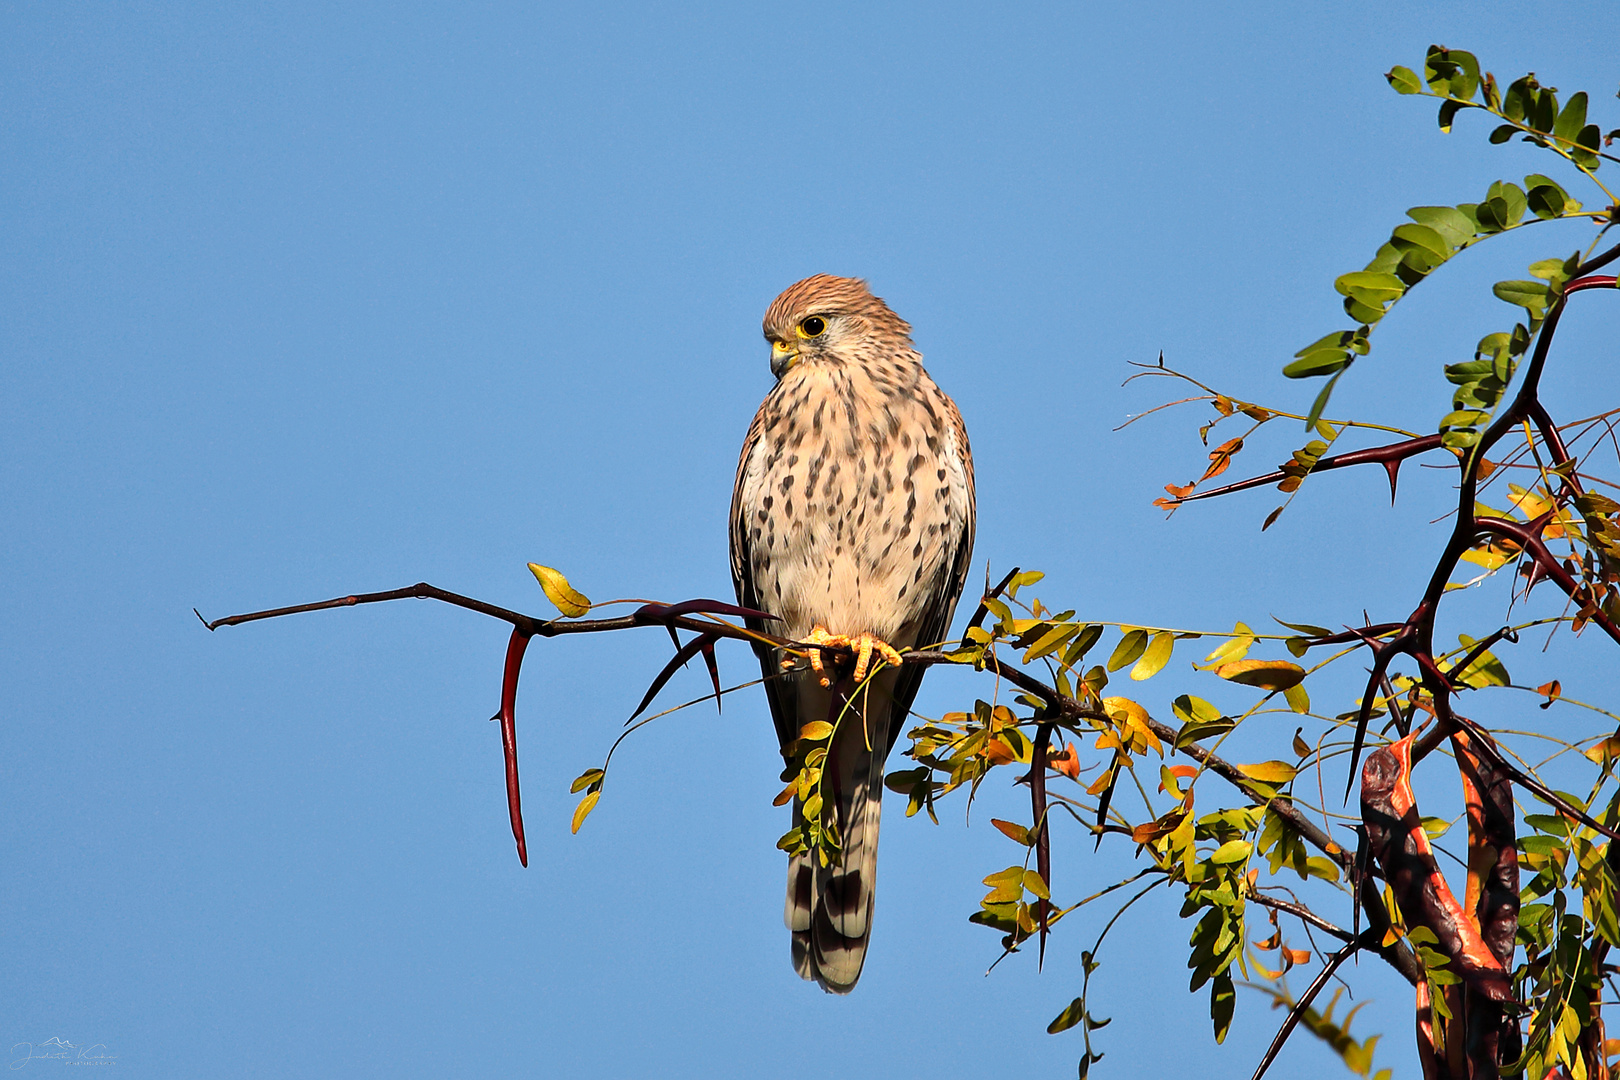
770;340;800;378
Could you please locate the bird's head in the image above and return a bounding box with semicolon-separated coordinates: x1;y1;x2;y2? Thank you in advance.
761;274;914;379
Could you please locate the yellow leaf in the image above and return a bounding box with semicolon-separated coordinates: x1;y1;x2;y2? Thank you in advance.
571;789;601;833
1131;631;1175;681
1216;659;1306;691
528;563;592;617
798;721;833;741
1102;696;1149;726
1283;682;1310;714
1459;544;1511;570
1022;869;1051;901
1239;760;1299;785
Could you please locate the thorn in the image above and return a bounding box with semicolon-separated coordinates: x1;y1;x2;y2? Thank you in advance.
701;641;722;715
1383;459;1400;504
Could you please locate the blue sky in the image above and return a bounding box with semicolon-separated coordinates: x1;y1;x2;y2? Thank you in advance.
4;3;1617;1077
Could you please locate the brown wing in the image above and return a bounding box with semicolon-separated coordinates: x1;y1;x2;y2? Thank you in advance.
729;401;799;752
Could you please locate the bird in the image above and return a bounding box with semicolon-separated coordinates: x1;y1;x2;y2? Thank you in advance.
729;274;976;993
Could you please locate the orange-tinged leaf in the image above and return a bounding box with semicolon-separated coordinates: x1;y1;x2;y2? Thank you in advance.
1201;437;1245;482
1584;736;1620;763
1251;956;1284;980
984;736;1017;765
1212;395;1235;417
1164;482;1195;499
1284;947;1312;965
1216;659;1306;691
1048;745;1081;780
529;563;592;617
991;818;1033;845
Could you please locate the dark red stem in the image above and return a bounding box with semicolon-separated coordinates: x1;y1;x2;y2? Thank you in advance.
499;628;532;867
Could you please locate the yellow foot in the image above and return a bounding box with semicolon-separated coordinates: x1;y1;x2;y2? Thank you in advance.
802;626;905;687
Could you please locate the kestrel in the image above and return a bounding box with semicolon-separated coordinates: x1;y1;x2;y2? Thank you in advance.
730;275;976;993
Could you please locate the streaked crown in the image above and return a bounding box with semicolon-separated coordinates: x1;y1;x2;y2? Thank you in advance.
762;275;913;344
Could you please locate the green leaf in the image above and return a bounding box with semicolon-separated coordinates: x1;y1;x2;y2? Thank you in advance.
1437;99;1463;133
1022;621;1079;663
1304;370;1344;429
528;563;592;617
1107;629;1149;672
1048;997;1086;1035
1173;695;1235;748
1474;197;1508;233
1211;974;1236;1044
1527;184;1568;219
1440;409;1491;430
1283;349;1351;379
1406;206;1476;247
1494;279;1550;311
1274;618;1332;636
1334;270;1406;300
1454;634;1511;689
1554;91;1588;143
1386;65;1423;95
1130;631;1175;681
1210;840;1253;865
1390;222;1451;261
1575;123;1602;167
1485;180;1527;226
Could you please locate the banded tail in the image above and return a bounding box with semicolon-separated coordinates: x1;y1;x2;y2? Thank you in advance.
785;683;892;993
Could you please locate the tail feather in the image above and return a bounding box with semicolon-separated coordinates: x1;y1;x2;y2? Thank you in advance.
782;681;892;994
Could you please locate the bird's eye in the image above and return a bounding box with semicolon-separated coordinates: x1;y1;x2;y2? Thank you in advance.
797;316;827;339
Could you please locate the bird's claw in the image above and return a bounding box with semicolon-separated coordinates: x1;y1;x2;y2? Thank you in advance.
801;626;903;687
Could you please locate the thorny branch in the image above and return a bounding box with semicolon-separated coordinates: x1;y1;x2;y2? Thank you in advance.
196;233;1616;1078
